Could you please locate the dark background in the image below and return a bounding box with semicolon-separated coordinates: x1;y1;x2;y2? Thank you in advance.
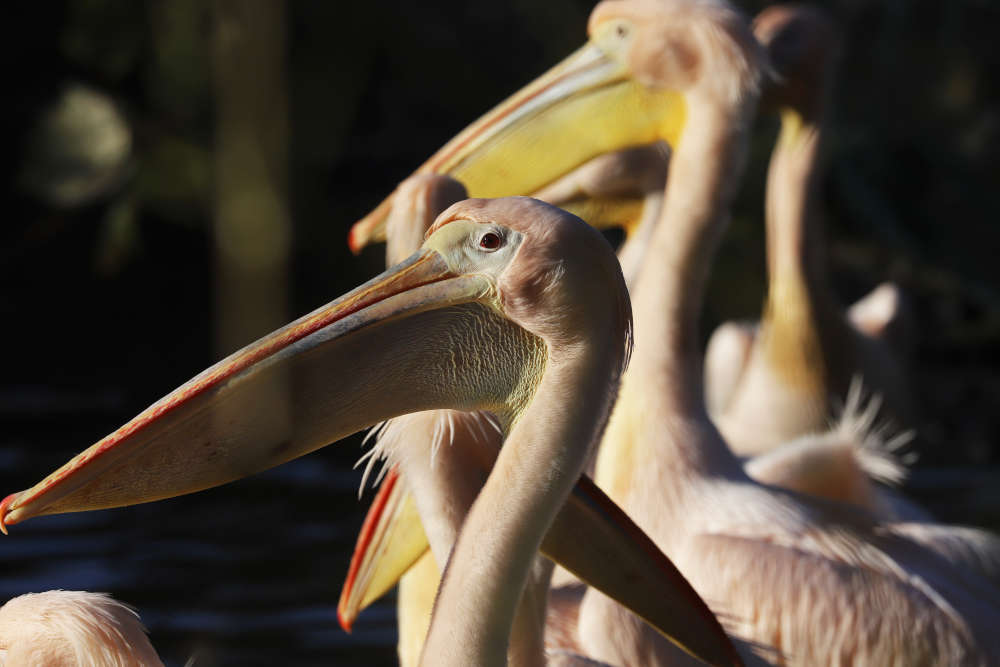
2;1;998;665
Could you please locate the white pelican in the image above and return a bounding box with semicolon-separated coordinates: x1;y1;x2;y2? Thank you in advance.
335;9;934;648
0;197;739;666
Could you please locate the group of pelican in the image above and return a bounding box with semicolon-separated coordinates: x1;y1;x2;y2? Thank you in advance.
2;0;998;665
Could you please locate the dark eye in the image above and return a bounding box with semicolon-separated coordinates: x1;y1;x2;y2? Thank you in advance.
479;232;502;251
615;24;629;39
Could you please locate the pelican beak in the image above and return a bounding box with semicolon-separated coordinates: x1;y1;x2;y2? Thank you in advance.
348;33;685;253
339;475;741;667
0;249;497;532
337;467;426;632
550;476;742;666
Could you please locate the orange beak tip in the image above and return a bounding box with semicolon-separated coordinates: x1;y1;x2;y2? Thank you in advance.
337;605;355;633
0;493;18;535
347;225;363;255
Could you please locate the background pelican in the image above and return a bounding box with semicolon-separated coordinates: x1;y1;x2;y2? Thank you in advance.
545;1;1000;663
334;0;1000;662
348;173;508;664
341;161;673;663
705;4;915;457
337;10;927;633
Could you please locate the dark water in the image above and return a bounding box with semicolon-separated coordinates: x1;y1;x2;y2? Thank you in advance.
5;402;1000;667
0;406;398;666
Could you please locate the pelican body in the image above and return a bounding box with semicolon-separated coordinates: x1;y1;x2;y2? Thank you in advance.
1;197;740;667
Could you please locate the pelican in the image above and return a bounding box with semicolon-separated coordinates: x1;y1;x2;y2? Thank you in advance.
0;590;163;667
337;0;1000;662
704;4;915;456
696;4;929;522
339;162;668;664
335;144;912;650
0;197;739;666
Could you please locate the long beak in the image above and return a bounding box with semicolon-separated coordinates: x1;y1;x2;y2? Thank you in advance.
339;475;741;667
0;249;495;531
549;476;741;666
348;40;685;253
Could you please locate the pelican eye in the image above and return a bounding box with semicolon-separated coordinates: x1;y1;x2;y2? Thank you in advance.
478;231;503;251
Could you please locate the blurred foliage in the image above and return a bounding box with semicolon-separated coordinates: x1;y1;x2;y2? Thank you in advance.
19;83;132;207
60;0;144;82
4;0;999;453
4;0;999;426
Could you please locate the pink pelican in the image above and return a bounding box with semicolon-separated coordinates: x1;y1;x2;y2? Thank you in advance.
0;197;740;666
336;164;925;655
339;159;670;663
336;10;938;649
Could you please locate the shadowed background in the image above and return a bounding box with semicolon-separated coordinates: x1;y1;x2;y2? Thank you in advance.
2;1;998;665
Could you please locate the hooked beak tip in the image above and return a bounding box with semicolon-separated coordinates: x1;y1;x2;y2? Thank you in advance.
0;493;18;535
347;226;364;255
337;605;355;633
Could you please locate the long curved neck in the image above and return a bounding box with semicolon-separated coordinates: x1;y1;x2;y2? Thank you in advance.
623;99;752;473
765;110;827;296
761;108;849;398
420;338;620;667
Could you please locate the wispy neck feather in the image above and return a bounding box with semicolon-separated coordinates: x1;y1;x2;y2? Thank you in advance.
367;410;501;562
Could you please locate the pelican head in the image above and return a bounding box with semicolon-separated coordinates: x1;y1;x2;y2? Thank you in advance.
0;197;625;529
754;4;841;119
586;0;762;108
